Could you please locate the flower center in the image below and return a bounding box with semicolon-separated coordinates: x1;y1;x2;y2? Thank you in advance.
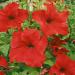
8;15;15;20
53;73;57;75
60;67;65;73
27;43;34;48
55;47;59;52
46;18;52;24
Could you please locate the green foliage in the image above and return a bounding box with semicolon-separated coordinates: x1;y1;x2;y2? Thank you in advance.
63;40;75;60
0;6;3;9
0;0;8;3
8;63;40;75
56;0;65;11
0;33;10;55
19;0;28;9
22;20;40;30
68;5;75;39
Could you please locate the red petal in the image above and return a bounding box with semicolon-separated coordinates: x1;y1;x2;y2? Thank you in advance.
0;56;8;68
0;71;5;75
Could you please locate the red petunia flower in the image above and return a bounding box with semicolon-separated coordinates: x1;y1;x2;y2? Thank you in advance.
0;56;8;75
49;36;69;56
0;56;8;68
0;2;28;32
49;54;75;75
49;36;66;48
9;28;47;67
0;71;5;75
52;46;69;56
32;3;69;37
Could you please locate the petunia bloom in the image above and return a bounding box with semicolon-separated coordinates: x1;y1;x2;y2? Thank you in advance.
0;71;5;75
32;3;69;37
49;36;69;56
0;2;28;32
49;36;66;48
52;46;69;56
0;56;8;75
9;28;47;67
49;54;75;75
0;56;8;68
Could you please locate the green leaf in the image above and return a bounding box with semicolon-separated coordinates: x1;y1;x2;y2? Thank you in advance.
63;41;75;60
44;60;54;66
0;0;8;3
12;72;19;75
0;44;10;56
0;6;3;9
29;71;39;75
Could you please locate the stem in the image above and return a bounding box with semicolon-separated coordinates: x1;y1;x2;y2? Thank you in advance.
27;0;33;27
28;0;33;12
